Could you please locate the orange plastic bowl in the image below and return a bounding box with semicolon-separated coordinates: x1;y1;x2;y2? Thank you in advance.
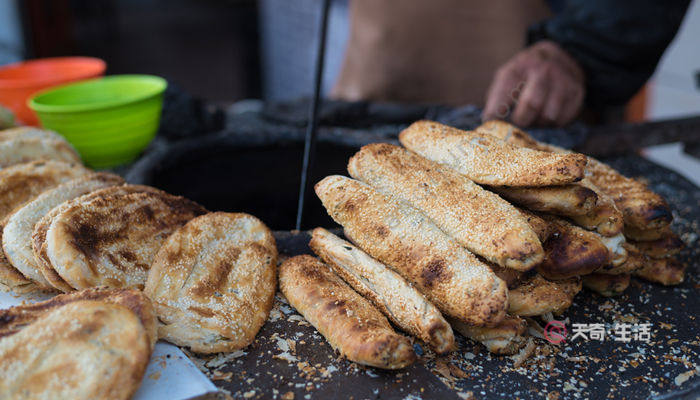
0;57;106;125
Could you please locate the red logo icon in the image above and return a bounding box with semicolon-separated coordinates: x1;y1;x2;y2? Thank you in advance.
544;320;567;344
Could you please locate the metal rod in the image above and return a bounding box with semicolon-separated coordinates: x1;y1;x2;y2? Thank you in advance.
295;0;330;231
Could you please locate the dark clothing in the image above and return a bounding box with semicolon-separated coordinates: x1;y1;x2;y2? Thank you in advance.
529;0;690;107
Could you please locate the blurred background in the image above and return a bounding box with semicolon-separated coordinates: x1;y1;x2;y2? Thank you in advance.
1;0;697;121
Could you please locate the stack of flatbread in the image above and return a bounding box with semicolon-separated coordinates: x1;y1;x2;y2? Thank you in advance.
280;120;684;369
0;128;280;397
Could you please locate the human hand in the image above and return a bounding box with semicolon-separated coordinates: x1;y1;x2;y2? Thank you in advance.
483;40;585;127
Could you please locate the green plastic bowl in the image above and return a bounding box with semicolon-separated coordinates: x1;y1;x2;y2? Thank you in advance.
28;75;167;168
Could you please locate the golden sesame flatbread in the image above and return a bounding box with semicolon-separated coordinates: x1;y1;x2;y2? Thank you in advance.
0;300;151;400
145;212;277;354
0;286;157;351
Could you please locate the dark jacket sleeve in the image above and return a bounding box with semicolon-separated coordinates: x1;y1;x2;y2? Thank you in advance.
528;0;690;107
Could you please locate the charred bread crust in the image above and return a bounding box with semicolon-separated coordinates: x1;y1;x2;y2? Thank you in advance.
45;188;206;290
623;224;672;241
32;185;161;292
569;178;624;237
507;274;581;316
596;243;645;275
3;173;124;290
537;217;610;280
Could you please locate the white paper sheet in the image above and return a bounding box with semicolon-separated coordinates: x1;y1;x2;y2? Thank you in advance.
0;290;218;400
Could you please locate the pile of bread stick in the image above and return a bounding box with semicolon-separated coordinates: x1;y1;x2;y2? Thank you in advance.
280;120;685;369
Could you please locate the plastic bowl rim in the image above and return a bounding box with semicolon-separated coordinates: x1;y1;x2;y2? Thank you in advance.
0;56;106;89
28;74;167;113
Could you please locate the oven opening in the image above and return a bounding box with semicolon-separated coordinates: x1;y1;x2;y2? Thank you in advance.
144;140;358;230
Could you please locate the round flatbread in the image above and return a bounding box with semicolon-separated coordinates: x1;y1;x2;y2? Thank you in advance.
145;212;277;354
0;160;89;292
0;126;61;142
46;188;206;290
32;184;158;292
2;172;124;290
0;300;151;400
0;287;157;351
0;160;89;219
0;137;81;168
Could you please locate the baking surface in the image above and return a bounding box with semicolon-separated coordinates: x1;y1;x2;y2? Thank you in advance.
187;155;699;400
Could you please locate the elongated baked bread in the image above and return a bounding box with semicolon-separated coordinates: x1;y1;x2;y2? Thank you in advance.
585;158;671;230
315;175;508;326
596;243;645;275
3;173;123;290
516;208;555;243
507;274;581;316
399;120;586;186
46;188;206;289
310;228;455;354
348;143;543;270
0;300;151;400
569;178;624;236
478;120;671;231
489;184;597;216
488;264;525;289
145;212;277;354
449;314;528;355
582;273;631;297
0;161;89;292
480;120;625;236
537;216;610;280
0;286;157;350
279;255;416;369
596;233;628;267
623;224;672;241
32;185;161;292
476;120;542;148
633;256;685;286
629;234;683;259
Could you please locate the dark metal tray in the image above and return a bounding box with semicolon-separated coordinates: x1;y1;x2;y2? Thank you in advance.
193;155;699;400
